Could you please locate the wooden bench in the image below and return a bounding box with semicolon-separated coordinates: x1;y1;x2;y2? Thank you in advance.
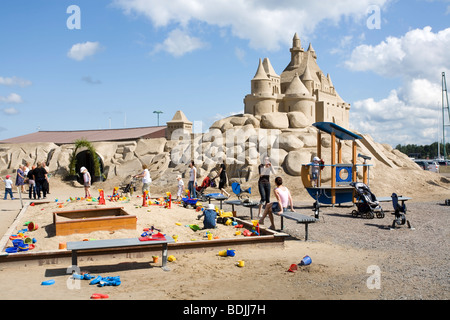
278;211;318;241
66;236;175;272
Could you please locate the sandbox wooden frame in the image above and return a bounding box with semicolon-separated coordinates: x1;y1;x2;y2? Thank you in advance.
0;203;289;267
53;207;137;236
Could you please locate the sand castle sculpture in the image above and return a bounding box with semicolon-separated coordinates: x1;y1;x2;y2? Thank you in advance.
0;33;428;193
244;33;350;129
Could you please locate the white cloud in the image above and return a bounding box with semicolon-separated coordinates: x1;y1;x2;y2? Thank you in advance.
152;29;206;57
0;76;32;87
0;93;23;104
346;27;450;146
67;41;102;61
346;26;450;79
1;107;20;115
113;0;389;52
350;86;441;146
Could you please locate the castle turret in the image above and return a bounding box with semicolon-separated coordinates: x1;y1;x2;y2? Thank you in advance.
301;64;314;95
283;74;315;118
290;33;304;67
244;58;279;116
251;58;271;95
166;110;192;140
263;57;281;95
307;43;317;60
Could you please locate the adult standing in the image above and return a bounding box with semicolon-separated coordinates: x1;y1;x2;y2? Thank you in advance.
15;165;25;193
23;162;30;177
27;165;37;199
34;162;48;199
188;160;197;199
134;164;151;195
217;159;230;197
257;156;276;218
42;161;50;194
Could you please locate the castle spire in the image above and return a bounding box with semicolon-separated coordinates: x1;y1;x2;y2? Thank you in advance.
253;58;269;80
301;64;313;82
263;57;279;78
307;43;317;59
327;73;334;88
293;33;301;49
301;64;314;94
285;73;311;96
290;33;304;67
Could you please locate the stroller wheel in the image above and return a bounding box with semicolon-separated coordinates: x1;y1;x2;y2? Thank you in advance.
363;211;374;219
238;194;250;201
376;209;385;219
351;210;359;218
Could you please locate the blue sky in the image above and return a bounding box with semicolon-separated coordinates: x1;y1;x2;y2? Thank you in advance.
1;0;449;147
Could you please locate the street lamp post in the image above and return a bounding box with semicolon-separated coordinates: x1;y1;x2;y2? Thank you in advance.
153;111;163;126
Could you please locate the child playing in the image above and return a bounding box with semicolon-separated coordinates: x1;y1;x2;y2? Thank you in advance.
80;167;91;198
176;175;184;200
309;157;321;187
1;175;15;200
197;204;217;229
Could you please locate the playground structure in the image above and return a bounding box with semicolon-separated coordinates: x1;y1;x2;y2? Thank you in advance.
301;122;372;205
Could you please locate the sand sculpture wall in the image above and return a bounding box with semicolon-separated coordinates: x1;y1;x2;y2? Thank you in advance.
0;113;421;192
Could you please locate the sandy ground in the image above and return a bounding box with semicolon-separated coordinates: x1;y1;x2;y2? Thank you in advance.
0;175;449;303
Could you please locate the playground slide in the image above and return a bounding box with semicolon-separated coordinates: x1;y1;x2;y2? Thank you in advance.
356;134;396;168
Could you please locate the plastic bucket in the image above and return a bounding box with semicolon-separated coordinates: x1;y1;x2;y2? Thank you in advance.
299;255;312;266
18;244;29;252
12;239;24;247
218;250;227;257
288;264;298;272
27;222;38;231
226;249;235;257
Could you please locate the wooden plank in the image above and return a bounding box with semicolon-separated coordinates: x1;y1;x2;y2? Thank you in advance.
55;215;136;236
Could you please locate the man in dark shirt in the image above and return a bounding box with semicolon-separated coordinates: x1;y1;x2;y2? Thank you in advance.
33;162;48;199
27;165;36;199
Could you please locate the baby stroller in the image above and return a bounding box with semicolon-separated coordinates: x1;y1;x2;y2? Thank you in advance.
231;182;251;200
350;182;385;219
196;175;217;200
120;177;137;196
390;193;414;229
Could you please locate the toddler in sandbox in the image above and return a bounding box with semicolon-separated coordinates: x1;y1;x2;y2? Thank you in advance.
176;175;184;200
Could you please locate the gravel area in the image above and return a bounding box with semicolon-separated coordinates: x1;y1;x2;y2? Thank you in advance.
226;199;450;300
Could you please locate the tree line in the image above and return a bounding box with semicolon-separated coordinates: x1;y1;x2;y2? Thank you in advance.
395;142;450;159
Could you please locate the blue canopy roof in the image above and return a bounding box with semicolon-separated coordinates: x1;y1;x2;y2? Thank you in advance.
313;122;362;141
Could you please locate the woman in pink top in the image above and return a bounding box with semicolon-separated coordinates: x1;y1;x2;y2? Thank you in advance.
259;177;295;230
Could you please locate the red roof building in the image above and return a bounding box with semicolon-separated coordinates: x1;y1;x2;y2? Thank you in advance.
0;126;166;145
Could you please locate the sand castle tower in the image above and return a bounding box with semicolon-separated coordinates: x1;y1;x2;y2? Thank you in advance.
244;58;281;115
244;33;351;129
165;110;193;140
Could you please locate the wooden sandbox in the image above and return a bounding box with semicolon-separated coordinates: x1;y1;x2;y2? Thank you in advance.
53;207;137;236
